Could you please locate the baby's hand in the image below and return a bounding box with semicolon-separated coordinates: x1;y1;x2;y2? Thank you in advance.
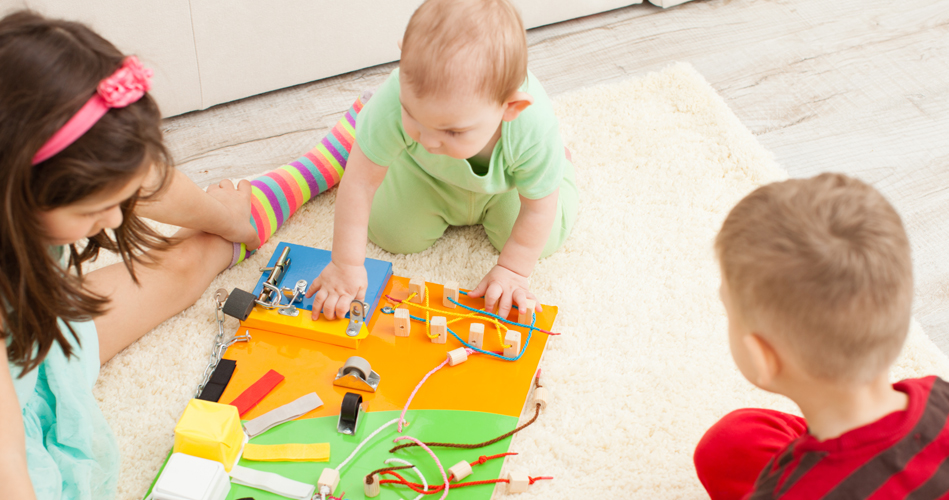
206;179;261;250
306;261;367;320
468;265;543;320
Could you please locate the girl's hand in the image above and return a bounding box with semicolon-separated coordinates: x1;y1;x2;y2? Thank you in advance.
205;179;261;250
306;261;367;320
468;264;543;320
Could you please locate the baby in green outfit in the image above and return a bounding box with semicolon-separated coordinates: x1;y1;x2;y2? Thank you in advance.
307;0;578;320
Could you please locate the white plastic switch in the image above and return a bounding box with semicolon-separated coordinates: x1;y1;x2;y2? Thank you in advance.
150;453;230;500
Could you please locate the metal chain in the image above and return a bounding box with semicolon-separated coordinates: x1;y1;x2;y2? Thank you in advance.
194;289;251;398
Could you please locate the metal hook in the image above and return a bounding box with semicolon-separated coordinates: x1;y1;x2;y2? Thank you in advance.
278;280;308;317
222;330;252;349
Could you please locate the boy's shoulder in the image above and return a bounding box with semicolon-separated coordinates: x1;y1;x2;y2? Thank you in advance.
752;376;949;499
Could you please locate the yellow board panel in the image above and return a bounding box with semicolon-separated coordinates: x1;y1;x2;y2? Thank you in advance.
240;306;368;349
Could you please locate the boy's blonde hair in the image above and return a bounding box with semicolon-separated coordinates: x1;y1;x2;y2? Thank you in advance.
716;173;913;383
400;0;527;104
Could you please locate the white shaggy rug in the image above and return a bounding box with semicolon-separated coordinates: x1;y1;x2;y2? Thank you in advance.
93;63;949;499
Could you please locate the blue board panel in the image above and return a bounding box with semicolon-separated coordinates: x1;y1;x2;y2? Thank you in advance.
251;242;392;322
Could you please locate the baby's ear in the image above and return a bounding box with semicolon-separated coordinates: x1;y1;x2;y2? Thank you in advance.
502;92;534;122
397;38;403;51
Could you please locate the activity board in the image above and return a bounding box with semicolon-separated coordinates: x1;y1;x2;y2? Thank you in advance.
146;243;557;500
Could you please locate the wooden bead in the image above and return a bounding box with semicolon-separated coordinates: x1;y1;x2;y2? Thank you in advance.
517;299;536;325
448;460;472;482
468;323;484;349
409;277;425;304
508;471;530;493
447;347;468;366
443;281;459;308
503;330;521;358
431;316;447;344
394;308;411;337
318;468;340;492
532;387;548;411
364;473;380;497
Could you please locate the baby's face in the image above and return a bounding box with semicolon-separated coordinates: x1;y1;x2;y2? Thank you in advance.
400;83;506;160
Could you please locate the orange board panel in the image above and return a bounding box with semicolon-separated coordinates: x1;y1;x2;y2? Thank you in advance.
219;276;557;421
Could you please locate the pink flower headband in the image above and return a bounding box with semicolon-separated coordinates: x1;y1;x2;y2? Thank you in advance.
31;56;153;166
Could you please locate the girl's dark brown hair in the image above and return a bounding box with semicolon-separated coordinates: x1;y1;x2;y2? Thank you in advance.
0;11;174;373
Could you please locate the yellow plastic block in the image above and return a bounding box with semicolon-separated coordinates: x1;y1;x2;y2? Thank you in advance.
242;443;330;462
173;399;245;471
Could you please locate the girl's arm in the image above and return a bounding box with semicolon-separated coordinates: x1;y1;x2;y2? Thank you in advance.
305;141;388;320
469;189;558;320
136;168;260;250
0;341;39;500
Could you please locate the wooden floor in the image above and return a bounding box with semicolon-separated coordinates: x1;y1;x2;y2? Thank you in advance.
163;0;949;354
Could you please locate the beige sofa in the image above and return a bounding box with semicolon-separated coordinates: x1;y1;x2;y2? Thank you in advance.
10;0;690;117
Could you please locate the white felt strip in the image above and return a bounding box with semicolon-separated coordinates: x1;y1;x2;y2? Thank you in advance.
230;465;315;500
243;392;323;438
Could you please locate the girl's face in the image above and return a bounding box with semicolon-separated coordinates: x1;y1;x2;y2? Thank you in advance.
37;169;149;246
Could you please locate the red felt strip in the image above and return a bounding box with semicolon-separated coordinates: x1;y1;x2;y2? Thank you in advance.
228;369;284;416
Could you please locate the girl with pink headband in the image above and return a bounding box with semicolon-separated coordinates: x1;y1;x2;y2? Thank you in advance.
0;11;259;499
0;11;363;499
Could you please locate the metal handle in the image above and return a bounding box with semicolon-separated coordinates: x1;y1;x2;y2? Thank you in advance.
256;246;291;303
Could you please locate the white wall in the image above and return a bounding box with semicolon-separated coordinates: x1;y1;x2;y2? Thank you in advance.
16;0;203;115
3;0;657;117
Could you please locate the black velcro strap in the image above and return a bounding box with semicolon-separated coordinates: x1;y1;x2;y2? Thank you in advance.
197;359;237;402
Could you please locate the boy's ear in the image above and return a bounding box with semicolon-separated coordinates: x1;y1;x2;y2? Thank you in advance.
502;92;534;122
744;333;782;389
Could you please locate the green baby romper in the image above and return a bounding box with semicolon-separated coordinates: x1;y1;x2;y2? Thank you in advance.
357;69;578;257
10;247;119;499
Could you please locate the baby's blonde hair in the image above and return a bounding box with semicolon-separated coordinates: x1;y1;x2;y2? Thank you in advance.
716;173;913;383
400;0;527;104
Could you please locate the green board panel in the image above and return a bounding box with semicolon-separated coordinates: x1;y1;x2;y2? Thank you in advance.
147;409;519;500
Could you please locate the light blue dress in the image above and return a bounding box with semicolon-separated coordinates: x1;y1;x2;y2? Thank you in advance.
9;247;119;499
